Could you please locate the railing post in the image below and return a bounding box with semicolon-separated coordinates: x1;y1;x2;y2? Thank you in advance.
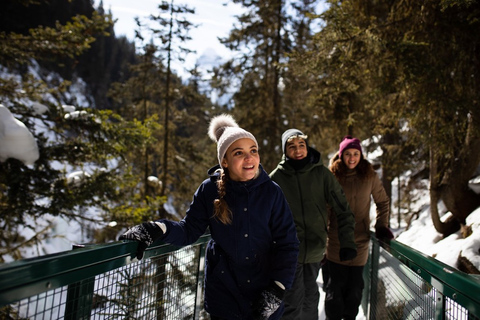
64;244;95;320
435;292;446;320
194;240;207;320
361;245;371;317
369;238;380;320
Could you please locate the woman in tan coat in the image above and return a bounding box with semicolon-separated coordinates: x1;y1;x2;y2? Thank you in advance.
324;136;393;320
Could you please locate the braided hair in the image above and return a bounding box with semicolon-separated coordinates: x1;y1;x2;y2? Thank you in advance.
213;168;232;224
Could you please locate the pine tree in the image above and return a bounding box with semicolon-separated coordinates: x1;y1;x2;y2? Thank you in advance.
0;1;153;260
293;0;480;234
147;0;197;197
212;0;324;171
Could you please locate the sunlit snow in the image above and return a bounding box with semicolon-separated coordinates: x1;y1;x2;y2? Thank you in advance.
0;104;39;165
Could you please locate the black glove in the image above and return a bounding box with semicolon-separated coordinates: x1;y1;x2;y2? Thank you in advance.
339;247;357;261
119;221;164;259
252;282;285;320
375;226;394;242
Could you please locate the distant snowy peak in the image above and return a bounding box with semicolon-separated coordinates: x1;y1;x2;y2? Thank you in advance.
196;47;224;70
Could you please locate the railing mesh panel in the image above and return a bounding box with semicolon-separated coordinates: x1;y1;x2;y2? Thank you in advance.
0;246;203;320
368;244;479;320
2;236;479;320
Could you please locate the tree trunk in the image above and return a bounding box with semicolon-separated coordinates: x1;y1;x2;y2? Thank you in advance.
429;112;480;237
429;142;460;236
439;119;480;223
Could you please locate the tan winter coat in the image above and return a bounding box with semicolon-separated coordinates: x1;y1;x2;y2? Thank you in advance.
326;152;390;266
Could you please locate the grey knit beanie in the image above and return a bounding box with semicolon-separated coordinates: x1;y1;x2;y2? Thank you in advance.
281;128;308;154
208;114;258;166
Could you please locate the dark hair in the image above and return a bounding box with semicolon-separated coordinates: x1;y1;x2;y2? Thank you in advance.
329;152;375;181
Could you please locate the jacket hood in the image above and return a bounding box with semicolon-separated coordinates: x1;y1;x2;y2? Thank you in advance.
207;164;222;181
276;146;323;174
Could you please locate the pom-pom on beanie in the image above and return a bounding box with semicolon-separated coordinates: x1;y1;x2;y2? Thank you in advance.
208;114;258;166
339;135;362;157
281;129;308;155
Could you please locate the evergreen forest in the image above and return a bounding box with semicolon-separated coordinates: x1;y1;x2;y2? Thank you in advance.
0;0;479;261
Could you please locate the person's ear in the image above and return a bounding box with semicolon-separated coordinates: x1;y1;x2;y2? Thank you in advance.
221;158;228;168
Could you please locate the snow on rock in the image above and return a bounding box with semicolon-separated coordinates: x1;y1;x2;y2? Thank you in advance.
395;200;443;253
64;110;89;120
397;204;480;272
461;207;480;269
469;175;480;194
147;176;162;188
66;170;91;186
62;104;76;113
31;102;49;115
0;104;39;165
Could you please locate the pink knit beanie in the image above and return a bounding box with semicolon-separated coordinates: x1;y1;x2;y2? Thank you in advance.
339;135;362;157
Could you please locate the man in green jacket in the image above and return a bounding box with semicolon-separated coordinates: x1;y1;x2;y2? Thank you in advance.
270;129;357;320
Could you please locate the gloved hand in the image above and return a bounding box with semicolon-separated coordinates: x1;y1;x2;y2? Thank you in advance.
339;247;357;261
252;281;285;320
119;221;164;259
375;226;394;242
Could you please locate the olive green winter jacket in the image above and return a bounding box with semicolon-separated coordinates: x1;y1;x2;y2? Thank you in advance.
270;147;356;264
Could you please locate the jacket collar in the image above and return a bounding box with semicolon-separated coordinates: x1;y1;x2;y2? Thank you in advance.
277;147;323;174
207;164;269;189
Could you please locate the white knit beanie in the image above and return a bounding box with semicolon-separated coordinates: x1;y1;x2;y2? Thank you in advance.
208;114;258;166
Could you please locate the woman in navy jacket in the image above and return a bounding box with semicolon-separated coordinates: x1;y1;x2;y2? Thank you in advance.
120;114;299;320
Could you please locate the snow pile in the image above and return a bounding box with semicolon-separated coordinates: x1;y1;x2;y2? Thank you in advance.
0;104;39;165
396;190;480;272
460;209;480;268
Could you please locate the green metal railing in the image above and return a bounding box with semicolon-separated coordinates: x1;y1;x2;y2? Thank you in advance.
1;233;480;319
0;234;210;319
362;235;480;320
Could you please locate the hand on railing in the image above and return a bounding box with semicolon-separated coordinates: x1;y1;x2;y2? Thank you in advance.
119;221;164;259
252;281;285;320
375;226;394;244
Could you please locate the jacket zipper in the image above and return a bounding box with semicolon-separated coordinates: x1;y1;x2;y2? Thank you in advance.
296;172;308;264
330;190;346;212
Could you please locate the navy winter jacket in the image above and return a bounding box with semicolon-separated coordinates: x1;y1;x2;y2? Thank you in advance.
160;164;299;319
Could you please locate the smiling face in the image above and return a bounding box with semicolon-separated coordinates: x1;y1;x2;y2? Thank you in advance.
285;138;308;160
221;138;260;181
342;148;361;170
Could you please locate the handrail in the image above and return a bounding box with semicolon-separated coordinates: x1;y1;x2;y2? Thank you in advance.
0;234;211;307
368;235;480;319
2;232;480;319
388;238;480;317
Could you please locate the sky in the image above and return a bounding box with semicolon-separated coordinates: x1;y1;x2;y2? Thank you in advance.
95;0;246;78
96;0;329;80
